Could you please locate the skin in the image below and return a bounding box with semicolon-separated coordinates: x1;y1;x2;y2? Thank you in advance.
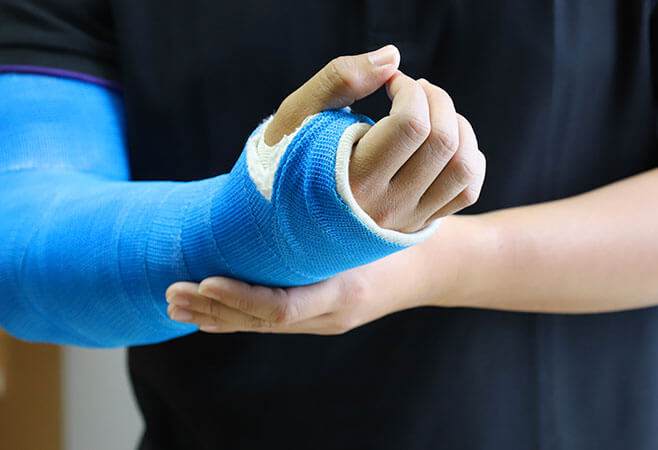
264;45;486;231
166;46;658;334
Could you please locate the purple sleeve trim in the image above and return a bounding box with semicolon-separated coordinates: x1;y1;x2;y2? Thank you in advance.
0;64;122;91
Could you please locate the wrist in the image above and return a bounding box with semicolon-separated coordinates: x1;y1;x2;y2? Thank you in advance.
416;213;504;309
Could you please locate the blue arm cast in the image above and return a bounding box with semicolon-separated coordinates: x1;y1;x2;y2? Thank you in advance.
0;74;438;347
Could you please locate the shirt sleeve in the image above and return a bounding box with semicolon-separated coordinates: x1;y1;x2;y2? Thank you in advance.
0;0;119;85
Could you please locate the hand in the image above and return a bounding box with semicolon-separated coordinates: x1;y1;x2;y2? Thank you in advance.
265;45;486;233
165;216;479;334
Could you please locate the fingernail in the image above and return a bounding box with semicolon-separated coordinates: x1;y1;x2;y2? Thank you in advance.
198;280;216;295
168;296;190;307
368;45;397;67
171;309;193;322
198;282;222;300
200;326;220;332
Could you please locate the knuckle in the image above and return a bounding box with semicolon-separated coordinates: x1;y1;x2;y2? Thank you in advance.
450;158;475;186
347;275;370;305
370;205;397;230
248;315;267;329
334;275;368;311
395;113;431;143
420;138;454;168
460;151;486;183
349;175;373;206
431;128;459;155
350;183;388;222
267;289;288;323
270;303;287;324
209;313;222;327
326;56;358;92
207;298;217;317
369;188;414;231
233;294;254;316
271;300;298;324
400;215;426;234
349;158;388;200
408;116;432;141
461;186;481;206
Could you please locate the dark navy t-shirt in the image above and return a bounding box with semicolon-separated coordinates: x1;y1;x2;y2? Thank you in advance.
1;1;658;448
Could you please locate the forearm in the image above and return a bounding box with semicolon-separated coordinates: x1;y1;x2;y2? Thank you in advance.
1;74;433;347
424;168;658;313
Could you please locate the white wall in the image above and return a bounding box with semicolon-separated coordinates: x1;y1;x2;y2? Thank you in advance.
62;347;143;450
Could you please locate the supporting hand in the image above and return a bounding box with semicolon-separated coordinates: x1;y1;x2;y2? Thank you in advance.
165;216;483;334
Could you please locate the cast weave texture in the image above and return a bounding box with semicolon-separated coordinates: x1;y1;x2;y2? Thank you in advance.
0;74;436;347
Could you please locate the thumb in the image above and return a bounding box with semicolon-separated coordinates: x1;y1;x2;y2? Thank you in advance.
265;45;400;145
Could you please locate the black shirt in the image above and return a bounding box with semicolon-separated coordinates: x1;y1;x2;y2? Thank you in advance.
2;1;658;449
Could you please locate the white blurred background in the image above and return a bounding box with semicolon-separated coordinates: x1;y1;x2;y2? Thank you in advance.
63;347;142;450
